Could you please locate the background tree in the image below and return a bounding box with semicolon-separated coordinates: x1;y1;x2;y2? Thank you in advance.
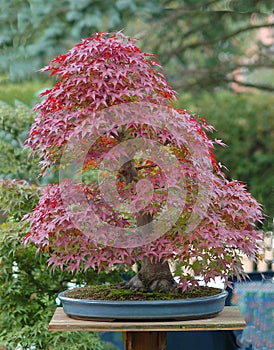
0;0;156;81
141;0;273;92
175;90;274;220
1;0;273;93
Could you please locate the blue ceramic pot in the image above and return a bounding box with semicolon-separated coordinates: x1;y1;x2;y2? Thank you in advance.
58;289;228;321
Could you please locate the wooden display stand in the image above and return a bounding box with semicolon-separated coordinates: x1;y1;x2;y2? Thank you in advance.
49;306;245;350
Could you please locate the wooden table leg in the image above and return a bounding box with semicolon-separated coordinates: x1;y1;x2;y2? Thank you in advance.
122;331;167;350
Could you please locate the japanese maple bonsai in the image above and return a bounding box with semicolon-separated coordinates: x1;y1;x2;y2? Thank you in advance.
24;32;263;313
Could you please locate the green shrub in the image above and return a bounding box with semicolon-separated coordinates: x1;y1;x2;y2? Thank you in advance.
0;101;40;182
0;179;109;349
0;103;113;349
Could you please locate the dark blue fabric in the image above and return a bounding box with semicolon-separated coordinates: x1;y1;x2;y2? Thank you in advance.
166;330;238;350
100;330;239;350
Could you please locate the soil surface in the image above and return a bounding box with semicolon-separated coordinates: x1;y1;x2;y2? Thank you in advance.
64;285;223;301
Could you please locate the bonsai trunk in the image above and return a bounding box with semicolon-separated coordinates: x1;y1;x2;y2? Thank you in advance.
120;159;177;293
126;256;177;293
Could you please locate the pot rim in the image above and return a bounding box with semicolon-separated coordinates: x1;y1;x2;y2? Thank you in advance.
58;289;228;305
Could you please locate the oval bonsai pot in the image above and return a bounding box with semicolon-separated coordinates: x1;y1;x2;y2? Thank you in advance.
58;289;228;321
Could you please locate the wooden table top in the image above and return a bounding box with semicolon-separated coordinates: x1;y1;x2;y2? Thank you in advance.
49;306;245;332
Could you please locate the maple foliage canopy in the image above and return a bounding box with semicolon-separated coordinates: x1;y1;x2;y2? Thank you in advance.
24;32;263;289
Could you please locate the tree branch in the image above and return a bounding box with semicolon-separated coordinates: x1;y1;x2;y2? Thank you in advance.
227;79;274;92
150;0;221;26
140;0;221;46
136;164;157;171
169;22;273;56
171;61;274;77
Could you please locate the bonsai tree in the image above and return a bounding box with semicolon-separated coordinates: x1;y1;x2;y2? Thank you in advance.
24;32;263;294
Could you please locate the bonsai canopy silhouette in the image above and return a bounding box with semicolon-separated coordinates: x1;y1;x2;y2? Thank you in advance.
24;32;263;293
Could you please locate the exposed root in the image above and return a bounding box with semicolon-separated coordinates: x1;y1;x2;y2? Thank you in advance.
119;274;178;293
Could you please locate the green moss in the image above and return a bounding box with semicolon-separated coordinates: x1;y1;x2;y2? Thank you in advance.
64;285;222;301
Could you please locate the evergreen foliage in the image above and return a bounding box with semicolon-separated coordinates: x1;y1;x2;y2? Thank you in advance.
1;0;272;92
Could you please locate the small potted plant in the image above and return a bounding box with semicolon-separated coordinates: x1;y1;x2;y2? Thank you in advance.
24;32;263;321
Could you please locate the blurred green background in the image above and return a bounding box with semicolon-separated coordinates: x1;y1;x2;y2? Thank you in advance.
0;1;273;349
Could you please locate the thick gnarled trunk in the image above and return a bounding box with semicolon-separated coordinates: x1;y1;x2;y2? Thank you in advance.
120;159;177;293
127;256;177;292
